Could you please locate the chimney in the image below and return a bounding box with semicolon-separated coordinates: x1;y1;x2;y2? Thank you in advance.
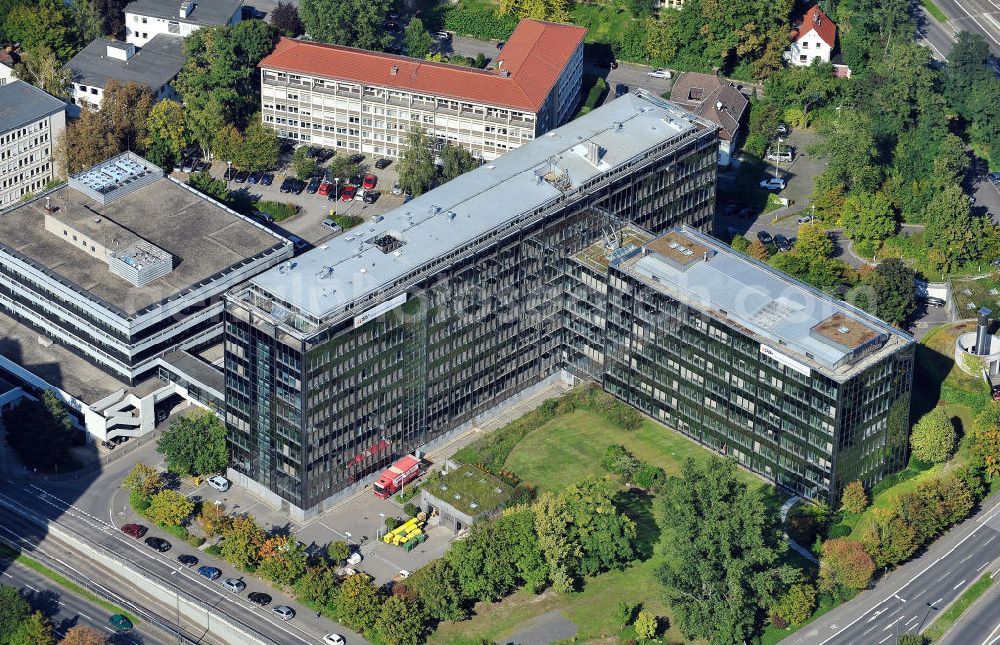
179;0;194;18
500;69;511;78
814;10;821;25
716;101;724;111
390;64;398;76
976;307;992;355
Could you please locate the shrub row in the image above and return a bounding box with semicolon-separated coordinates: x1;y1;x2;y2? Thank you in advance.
601;444;667;491
443;0;518;41
256;200;298;222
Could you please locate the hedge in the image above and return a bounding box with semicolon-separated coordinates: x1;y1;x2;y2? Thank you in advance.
333;215;363;229
443;0;518;40
256;201;298;222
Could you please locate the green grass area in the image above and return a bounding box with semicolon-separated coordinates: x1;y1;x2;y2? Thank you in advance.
256;200;298;222
570;2;634;45
755;592;839;645
921;0;949;23
504;409;763;493
427;466;511;515
0;542;139;625
923;573;994;641
952;277;1000;318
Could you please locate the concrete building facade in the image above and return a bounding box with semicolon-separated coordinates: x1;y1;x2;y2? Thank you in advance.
0;80;66;209
257;20;587;161
125;0;243;47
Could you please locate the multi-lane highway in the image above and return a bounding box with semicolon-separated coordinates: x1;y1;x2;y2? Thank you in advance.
939;579;1000;644
781;494;1000;644
917;0;1000;60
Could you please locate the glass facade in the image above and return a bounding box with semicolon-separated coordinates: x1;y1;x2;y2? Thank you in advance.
225;132;719;513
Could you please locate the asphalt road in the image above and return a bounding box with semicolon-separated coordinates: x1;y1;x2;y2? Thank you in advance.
939;577;1000;644
934;0;1000;57
781;493;1000;644
0;554;164;644
917;6;961;60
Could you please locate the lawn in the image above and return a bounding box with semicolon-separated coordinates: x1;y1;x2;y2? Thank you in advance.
920;0;949;22
504;409;763;493
570;2;634;45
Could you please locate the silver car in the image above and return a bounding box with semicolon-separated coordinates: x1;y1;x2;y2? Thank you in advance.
272;605;295;621
223;578;245;593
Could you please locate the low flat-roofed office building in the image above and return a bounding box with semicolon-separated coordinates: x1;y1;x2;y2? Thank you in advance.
0;80;66;208
224;90;719;517
0;152;292;416
65;36;185;114
257;19;586;161
566;227;914;502
125;0;243;46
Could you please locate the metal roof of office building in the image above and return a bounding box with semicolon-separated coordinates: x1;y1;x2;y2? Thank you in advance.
620;227;912;376
248;89;717;324
0;80;66;134
64;35;185;91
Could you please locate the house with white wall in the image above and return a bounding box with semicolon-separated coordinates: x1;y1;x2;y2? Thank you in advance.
125;0;243;47
785;5;836;67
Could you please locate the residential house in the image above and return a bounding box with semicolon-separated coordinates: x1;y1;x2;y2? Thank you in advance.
786;5;836;67
125;0;243;47
669;72;749;165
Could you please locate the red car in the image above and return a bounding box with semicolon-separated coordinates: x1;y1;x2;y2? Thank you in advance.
318;182;333;197
362;174;377;190
121;523;147;539
340;185;357;201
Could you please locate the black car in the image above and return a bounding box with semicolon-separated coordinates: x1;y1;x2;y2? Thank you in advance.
374;158;391;170
247;171;262;184
757;231;772;245
279;176;295;193
316;149;334;162
773;234;791;252
144;537;171;552
178;554;199;567
306;176;321;194
347;154;365;164
350;174;364;187
260;172;274;186
363;190;381;204
224;167;238;182
242;6;266;19
248;592;272;606
496;41;505;50
615;84;629;98
776;123;790;137
195;160;211;173
234;170;250;183
292;179;306;195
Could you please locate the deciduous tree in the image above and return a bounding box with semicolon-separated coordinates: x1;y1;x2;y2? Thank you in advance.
197;501;231;538
188;171;230;203
748;238;771;261
122;463;163;497
5;0;75;61
239;121;280;172
12;46;71;98
270;2;304;37
374;595;429;645
146;489;195;527
335;573;382;632
818;538;874;597
257;535;308;586
0;585;31;643
654;458;797;644
58;625;106;645
792;221;834;264
397;127;437;196
220;515;266;570
9;610;54;645
864;258;916;326
407;559;465;622
100;80;154;152
156;411;228;477
859;507;918;568
293;562;339;607
923;185;985;273
57;108;118;174
910;408;956;464
440;144;478;181
145;100;188;163
841;191;897;257
404;18;434;60
971;402;1000;478
299;0;392;51
634;611;659;639
326;540;350;563
772;583;816;626
291;146;318;180
840;480;868;514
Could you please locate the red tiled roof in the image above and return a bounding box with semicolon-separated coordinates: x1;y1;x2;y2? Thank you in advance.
258;19;587;113
794;5;836;48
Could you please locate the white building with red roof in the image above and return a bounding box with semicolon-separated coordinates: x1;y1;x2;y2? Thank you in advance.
257;19;586;161
785;5;836;66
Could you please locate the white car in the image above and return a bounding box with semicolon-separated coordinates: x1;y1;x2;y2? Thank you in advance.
323;635;345;645
759;178;786;190
207;475;230;492
346;552;363;565
646;68;672;79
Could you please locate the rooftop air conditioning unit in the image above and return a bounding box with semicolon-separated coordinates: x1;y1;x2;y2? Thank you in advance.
180;1;194;18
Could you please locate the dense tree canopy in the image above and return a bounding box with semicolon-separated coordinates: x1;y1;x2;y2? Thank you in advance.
270;2;304;37
397;128;437;196
655;458;796;644
300;0;393;51
863;259;916;326
156;411;228;476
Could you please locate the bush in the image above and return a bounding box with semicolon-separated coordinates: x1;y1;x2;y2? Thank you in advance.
205;543;222;556
188;535;206;547
256;200;298;222
403;502;419;517
333;215;363;229
443;0;518;40
601;445;630;472
129;490;152;516
385;516;399;531
161;523;191;541
632;463;666;491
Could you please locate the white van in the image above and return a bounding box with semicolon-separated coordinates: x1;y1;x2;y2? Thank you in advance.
207;475;230;492
766;148;794;163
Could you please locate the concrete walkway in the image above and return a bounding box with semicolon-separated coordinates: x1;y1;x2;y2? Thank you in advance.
781;496;819;564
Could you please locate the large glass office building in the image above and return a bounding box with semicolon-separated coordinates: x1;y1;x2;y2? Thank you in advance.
224;89;912;518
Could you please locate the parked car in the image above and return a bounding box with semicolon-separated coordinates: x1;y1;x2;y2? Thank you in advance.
223;578;246;593
242;6;266;19
292;179;306;194
759;177;786;190
322;218;343;233
318;181;333;197
346;552;363;565
144;537;171;552
306;176;321;194
433;31;451;41
251;210;275;225
273;605;296;621
757;231;772;245
316;148;334;162
197;566;222;580
362;174;378;190
922;296;946;307
178;554;199;567
260;172;274;186
766;148;794;163
207;475;230;492
248;592;272;606
109;614;133;632
989;171;1000;185
195;160;211;172
646;69;672;79
181;157;196;173
615;84;629;98
776;123;790;137
323;635;346;645
247;171;261;184
773;234;791;252
374;158;391;170
234;170;250;183
121;523;146;539
797;215;814;224
341;185;357;201
287;235;308;252
391;182;402;195
363;190;380;204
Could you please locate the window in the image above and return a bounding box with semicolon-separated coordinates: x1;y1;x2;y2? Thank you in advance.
802;41;809;49
799;55;807;62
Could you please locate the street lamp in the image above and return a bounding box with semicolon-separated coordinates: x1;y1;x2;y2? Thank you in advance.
334;178;339;214
226;160;232;190
377;512;386;540
344;531;352;549
774;138;784;179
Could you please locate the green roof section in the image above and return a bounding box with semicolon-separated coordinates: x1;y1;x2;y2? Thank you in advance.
427;466;512;516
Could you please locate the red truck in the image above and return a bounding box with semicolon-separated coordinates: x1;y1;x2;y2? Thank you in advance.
374;455;421;498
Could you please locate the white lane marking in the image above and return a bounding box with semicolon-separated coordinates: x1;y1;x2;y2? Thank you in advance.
983;620;1000;645
938;570;953;581
919;35;949;60
864;625;877;635
977;561;990;572
906;615;919;625
961;554;974;563
912;588;927;598
879;634;894;643
954;579;968;589
948;0;1000;43
883;617;902;631
984;535;997;545
932;597;944;606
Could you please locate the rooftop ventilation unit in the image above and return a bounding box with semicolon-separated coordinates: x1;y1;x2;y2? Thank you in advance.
837;325;850;334
500;69;511;78
179;0;194;18
390;64;399;76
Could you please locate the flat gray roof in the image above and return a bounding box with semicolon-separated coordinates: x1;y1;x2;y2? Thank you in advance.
65;35;185;91
618;227;912;376
0;175;285;317
125;0;243;25
0;80;65;133
249;89;716;323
